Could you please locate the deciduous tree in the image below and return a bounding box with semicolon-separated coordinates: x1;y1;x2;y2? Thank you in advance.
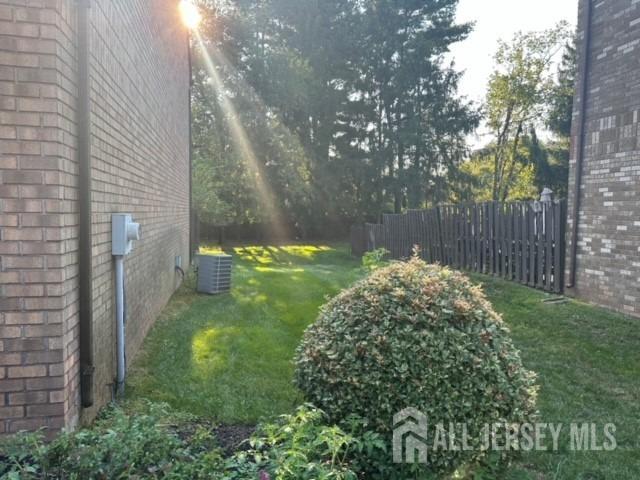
484;23;571;201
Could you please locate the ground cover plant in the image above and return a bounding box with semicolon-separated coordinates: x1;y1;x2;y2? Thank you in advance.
0;402;222;479
0;402;368;480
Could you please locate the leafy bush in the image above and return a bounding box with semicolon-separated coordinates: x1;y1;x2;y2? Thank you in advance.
224;404;386;480
361;248;390;271
0;402;222;480
294;257;538;475
0;431;48;479
0;403;378;480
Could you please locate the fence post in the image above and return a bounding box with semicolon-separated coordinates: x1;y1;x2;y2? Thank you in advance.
435;206;445;263
553;201;562;293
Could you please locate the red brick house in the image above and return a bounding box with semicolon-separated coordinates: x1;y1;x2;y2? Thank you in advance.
0;0;191;434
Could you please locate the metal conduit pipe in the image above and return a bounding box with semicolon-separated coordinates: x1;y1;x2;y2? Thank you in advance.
112;214;140;398
114;256;125;397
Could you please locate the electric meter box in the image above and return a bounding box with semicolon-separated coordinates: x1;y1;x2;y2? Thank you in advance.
112;214;141;256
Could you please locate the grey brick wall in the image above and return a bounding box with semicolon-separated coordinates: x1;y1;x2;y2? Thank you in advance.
567;0;640;317
0;0;189;434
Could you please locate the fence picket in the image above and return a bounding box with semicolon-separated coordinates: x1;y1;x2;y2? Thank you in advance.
488;203;495;275
556;200;566;293
506;204;513;280
536;207;544;289
514;203;521;282
521;204;528;285
353;199;566;293
528;204;536;288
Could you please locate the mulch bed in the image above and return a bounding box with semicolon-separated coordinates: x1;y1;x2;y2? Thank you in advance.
214;425;256;455
170;418;255;456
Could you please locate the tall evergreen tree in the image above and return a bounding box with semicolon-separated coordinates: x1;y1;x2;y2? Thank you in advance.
547;41;577;139
343;0;478;214
192;0;478;235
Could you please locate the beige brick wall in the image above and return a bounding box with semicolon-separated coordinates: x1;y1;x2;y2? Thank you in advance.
84;0;190;417
0;0;78;436
1;0;189;434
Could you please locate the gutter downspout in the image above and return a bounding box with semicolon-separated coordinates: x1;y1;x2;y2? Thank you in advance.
188;32;194;262
567;0;593;289
77;0;94;408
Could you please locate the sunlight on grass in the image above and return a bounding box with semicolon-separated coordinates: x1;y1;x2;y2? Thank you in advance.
192;327;236;369
254;266;305;273
279;245;332;256
232;288;268;305
128;244;361;423
233;245;332;265
199;245;224;254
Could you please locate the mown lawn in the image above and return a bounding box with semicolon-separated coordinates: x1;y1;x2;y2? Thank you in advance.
128;245;639;479
127;244;361;424
478;275;640;479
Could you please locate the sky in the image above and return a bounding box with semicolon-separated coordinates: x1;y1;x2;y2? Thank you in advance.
450;0;580;104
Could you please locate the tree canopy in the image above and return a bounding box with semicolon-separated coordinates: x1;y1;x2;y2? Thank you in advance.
192;0;478;237
451;25;575;203
192;2;577;238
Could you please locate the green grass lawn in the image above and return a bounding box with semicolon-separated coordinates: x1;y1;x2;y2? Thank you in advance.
128;244;639;479
128;244;361;424
477;275;640;479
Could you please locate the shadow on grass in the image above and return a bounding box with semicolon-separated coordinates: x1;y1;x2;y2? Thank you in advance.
127;244;361;425
473;274;640;480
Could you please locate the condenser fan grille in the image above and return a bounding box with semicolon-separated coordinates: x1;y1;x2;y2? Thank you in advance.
196;254;232;294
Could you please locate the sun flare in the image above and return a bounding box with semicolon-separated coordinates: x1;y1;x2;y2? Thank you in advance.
179;0;201;30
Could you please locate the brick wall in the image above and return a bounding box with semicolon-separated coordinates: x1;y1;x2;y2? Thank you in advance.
567;0;640;317
0;0;79;436
85;0;190;416
0;0;189;434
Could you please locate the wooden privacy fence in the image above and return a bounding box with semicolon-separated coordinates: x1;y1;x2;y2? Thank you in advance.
351;200;567;293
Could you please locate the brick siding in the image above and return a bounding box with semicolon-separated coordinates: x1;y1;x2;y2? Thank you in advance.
85;0;190;417
0;0;78;436
567;0;640;317
0;0;189;434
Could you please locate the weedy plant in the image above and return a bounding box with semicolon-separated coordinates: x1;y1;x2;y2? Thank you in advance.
0;403;382;480
223;404;386;480
0;402;222;480
361;248;390;271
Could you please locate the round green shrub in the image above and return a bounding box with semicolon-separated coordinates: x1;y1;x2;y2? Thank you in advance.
294;257;538;474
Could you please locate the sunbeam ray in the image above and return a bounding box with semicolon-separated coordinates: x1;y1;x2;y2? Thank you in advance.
194;30;289;238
